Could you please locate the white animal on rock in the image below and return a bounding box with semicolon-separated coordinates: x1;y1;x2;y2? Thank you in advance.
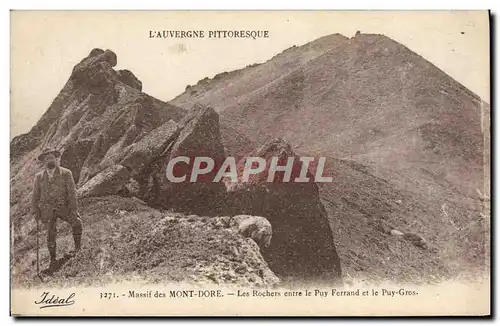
232;215;273;249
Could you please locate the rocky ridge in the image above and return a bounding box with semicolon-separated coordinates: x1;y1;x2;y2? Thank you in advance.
11;48;343;287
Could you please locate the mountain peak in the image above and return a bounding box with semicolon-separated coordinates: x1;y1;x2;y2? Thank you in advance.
70;48;143;92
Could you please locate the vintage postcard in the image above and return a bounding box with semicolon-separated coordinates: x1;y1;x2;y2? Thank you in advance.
10;10;490;316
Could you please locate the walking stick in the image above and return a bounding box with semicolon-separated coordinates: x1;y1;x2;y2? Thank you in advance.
36;218;44;282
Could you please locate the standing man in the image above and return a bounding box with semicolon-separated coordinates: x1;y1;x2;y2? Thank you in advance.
32;148;83;271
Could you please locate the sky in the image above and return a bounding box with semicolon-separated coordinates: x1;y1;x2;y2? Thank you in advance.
10;10;490;139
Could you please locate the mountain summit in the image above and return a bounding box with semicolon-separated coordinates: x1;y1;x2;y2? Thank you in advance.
172;33;486;196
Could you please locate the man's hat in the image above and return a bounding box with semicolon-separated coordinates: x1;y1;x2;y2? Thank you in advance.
37;148;61;161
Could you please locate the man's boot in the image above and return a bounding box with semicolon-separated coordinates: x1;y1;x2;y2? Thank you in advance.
70;233;81;256
48;247;57;271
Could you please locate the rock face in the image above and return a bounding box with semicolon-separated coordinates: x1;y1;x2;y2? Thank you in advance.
77;164;130;198
226;138;342;284
120;120;179;172
71;49;119;92
76;104;230;215
151;105;228;214
117;69;142;91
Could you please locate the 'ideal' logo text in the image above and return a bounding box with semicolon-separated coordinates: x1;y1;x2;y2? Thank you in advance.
34;292;76;309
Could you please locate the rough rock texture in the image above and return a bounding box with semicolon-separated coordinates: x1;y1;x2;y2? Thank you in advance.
120;120;179;172
151;105;228;214
71;49;119;93
226;138;342;284
60;139;94;184
76;104;229;215
117;69;142;91
77;165;130;198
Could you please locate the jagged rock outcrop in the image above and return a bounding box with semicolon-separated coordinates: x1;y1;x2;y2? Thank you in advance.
10;48;185;228
66;101;230;216
120;120;179;171
71;49;118;93
117;69;142;91
77;164;130;198
76;103;230;214
226;138;342;284
148;105;228;214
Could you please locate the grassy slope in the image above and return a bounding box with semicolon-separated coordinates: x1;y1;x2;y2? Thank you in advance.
318;158;488;284
12;196;278;288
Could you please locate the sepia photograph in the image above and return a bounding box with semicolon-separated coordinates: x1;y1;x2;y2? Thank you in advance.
9;10;490;316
